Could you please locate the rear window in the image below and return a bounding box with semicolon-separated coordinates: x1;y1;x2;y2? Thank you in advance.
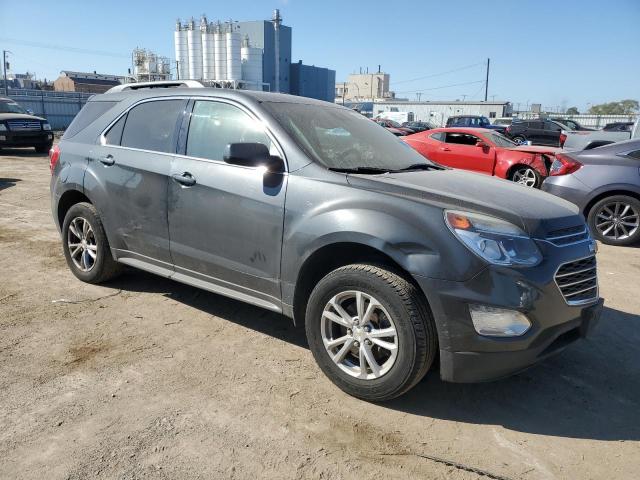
63;101;118;139
120;100;185;153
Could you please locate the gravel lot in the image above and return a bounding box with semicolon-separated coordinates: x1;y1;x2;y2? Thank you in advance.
1;149;639;480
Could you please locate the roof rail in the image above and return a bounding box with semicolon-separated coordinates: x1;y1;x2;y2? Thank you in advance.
105;80;205;94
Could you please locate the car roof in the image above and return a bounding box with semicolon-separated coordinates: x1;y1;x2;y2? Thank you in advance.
92;87;339;109
429;127;495;134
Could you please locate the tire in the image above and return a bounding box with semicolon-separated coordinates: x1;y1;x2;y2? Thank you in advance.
61;202;122;283
512;135;527;145
305;264;437;401
510;165;541;188
35;143;52;154
587;195;640;246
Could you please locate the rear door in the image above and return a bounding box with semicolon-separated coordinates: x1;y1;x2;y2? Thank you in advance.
167;99;287;310
543;120;563;146
526;121;545;143
86;98;186;270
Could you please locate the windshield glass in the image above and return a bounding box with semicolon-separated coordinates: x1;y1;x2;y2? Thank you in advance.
484;131;517;147
0;101;28;114
263;102;433;170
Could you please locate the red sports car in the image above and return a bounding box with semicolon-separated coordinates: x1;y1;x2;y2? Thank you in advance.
402;127;560;188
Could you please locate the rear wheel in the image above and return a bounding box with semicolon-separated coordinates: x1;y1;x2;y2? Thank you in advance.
62;202;122;283
512;135;527;145
510;165;541;188
305;264;437;401
587;195;640;246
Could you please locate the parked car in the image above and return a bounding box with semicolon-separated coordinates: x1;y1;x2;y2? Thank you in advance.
0;97;54;153
401;121;435;133
492;117;513;127
551;118;594;131
562;118;640;150
403;127;558;187
505;119;570;147
602;121;634;132
446;115;506;133
50;81;602;401
542;139;640;245
374;118;414;135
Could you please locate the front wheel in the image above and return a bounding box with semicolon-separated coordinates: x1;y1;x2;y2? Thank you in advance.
587;195;640;246
510;166;541;188
305;264;437;401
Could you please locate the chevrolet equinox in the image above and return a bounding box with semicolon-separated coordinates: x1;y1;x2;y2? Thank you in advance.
50;81;603;401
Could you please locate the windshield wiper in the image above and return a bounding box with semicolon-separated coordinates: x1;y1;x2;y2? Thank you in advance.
394;163;445;172
328;166;392;174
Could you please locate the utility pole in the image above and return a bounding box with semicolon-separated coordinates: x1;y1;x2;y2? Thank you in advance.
2;51;9;96
484;57;490;102
416;92;422;102
176;60;180;80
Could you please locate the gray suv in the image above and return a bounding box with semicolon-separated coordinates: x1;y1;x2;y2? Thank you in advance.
50;82;603;401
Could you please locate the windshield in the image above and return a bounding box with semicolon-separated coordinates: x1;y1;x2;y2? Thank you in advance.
484;131;517;147
0;101;28;114
264;102;434;171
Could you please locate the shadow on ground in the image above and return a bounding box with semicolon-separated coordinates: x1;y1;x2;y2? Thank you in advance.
0;148;47;157
0;178;21;191
106;269;639;442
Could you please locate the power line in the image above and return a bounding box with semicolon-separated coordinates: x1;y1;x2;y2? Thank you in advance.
395;79;485;95
0;37;129;58
391;62;484;86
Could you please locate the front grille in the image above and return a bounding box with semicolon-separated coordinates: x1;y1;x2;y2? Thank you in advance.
7;120;42;131
555;256;598;305
546;225;590;246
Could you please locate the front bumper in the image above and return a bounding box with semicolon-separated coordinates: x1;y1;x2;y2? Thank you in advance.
0;130;53;148
414;239;603;383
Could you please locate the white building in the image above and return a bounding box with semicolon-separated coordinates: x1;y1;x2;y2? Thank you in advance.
373;101;513;126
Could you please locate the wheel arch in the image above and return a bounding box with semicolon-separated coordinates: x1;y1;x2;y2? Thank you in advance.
583;189;640;217
57;189;92;228
291;241;423;327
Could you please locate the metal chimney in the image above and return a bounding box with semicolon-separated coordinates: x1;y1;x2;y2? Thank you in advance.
272;9;281;92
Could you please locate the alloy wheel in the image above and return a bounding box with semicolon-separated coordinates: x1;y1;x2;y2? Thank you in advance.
321;290;398;380
512;167;538;187
67;217;98;272
595;201;640;241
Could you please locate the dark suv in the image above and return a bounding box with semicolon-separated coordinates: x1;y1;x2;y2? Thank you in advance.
50;81;603;401
0;97;54;153
445;115;506;133
506;119;569;146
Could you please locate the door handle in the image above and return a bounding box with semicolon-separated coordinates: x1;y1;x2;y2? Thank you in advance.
172;172;196;187
440;147;451;151
99;154;115;166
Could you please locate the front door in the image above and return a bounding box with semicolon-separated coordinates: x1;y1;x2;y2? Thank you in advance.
167;99;287;310
437;131;495;174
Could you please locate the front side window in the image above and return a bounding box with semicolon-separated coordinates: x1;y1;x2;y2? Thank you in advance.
186;101;272;161
120;100;185;153
444;132;480;146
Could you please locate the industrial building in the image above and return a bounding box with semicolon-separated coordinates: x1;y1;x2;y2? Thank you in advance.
173;9;334;101
336;70;394;102
131;48;172;83
53;71;125;94
372;100;514;126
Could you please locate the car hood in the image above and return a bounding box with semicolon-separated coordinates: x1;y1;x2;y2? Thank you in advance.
347;168;582;238
507;145;561;155
0;113;47;122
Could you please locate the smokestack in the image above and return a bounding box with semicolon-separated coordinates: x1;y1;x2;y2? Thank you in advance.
272;9;282;92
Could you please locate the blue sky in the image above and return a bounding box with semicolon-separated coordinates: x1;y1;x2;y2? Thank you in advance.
1;0;638;111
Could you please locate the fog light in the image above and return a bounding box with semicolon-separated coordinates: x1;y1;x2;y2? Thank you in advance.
469;304;531;337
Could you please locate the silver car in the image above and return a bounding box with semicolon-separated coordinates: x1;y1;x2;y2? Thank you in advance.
542;139;640;245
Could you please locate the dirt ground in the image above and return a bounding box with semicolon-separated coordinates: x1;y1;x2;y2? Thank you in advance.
1;148;639;480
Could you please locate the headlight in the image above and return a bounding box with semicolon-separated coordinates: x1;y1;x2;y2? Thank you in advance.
43;123;52;131
444;210;542;267
0;124;6;131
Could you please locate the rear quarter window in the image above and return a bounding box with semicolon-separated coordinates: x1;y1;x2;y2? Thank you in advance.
63;101;118;139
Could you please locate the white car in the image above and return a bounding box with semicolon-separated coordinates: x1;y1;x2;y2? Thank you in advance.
562;118;639;150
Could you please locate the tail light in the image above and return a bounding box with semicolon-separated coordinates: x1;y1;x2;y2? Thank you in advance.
49;144;60;174
549;153;581;176
559;132;567;147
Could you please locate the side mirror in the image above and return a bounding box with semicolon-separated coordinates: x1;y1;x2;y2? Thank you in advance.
475;140;489;148
26;108;34;115
223;143;284;172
